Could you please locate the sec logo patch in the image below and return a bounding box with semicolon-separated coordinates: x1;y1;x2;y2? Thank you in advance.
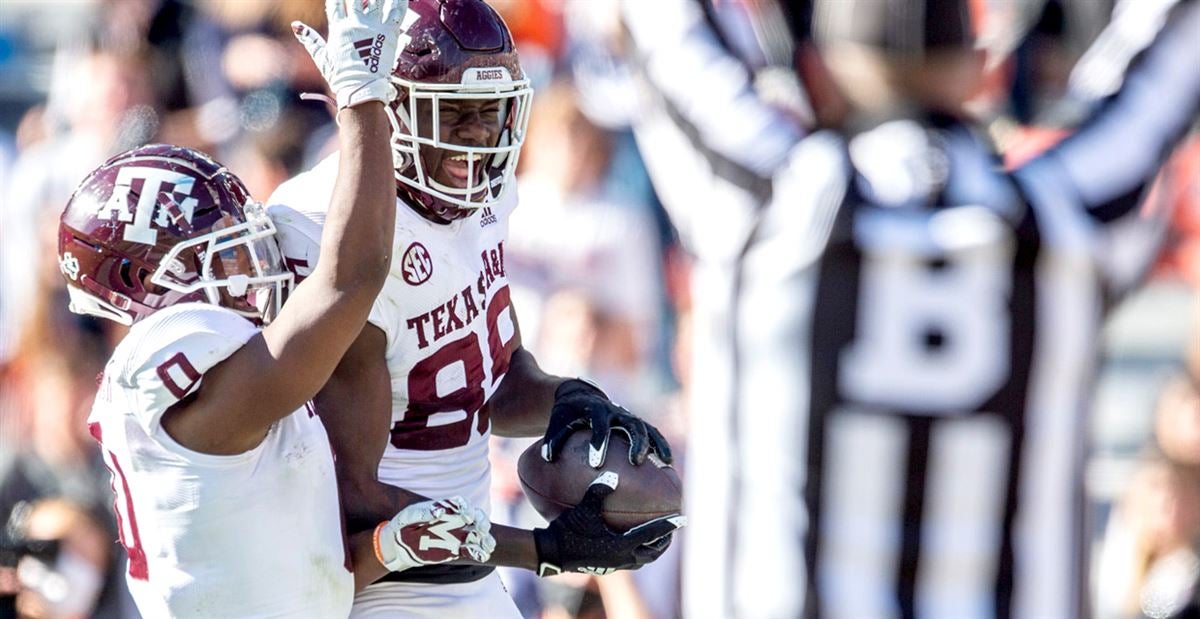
401;242;433;286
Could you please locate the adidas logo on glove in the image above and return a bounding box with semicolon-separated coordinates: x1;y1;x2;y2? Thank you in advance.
354;35;387;73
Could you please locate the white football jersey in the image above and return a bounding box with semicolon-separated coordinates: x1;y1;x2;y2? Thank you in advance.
88;303;353;618
269;154;519;514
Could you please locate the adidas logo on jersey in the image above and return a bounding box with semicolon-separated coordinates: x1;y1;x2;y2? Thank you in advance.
479;207;497;228
354;35;386;73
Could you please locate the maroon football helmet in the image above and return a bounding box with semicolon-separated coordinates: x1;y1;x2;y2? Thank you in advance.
58;144;292;325
387;0;533;221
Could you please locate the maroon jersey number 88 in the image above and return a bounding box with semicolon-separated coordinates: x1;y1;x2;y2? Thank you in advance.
390;285;514;451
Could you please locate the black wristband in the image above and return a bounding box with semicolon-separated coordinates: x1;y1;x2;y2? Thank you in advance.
532;527;562;576
555;378;607;401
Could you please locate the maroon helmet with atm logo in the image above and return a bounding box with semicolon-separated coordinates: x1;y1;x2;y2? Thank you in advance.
57;144;292;326
387;0;533;221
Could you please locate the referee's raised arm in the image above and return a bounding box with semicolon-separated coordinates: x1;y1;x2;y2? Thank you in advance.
1025;0;1200;213
620;0;806;187
1017;0;1200;296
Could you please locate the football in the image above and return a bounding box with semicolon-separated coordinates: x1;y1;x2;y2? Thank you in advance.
517;431;683;531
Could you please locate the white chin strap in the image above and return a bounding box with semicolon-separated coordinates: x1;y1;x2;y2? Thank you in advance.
66;285;134;326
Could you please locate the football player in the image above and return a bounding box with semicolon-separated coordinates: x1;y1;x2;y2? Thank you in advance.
57;1;495;616
268;0;683;615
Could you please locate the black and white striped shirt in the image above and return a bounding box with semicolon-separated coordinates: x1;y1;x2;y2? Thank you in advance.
622;1;1200;617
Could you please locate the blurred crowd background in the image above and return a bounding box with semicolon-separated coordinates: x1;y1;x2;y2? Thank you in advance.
0;1;1196;618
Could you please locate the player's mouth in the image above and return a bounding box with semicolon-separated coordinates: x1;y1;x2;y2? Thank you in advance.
442;152;483;188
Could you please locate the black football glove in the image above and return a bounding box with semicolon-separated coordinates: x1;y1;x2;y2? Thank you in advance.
542;379;673;468
532;472;685;577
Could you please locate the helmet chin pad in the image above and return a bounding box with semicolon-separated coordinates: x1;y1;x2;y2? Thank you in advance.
67;282;136;326
226;274;250;297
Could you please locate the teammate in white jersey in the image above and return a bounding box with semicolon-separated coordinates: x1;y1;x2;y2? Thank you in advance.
55;1;495;616
268;0;683;616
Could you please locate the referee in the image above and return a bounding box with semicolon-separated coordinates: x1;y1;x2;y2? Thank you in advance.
619;0;1200;617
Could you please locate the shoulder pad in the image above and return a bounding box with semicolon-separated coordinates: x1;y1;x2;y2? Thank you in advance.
111;303;258;435
269;204;324;283
266;152;340;224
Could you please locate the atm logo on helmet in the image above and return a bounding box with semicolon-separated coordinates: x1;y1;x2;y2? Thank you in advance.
97;167;198;245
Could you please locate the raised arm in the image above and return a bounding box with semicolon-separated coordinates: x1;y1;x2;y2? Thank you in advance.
619;0;805;182
162;0;404;455
1039;0;1200;205
1016;0;1200;287
617;0;808;253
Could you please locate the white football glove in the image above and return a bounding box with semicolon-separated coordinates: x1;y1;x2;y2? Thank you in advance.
292;0;408;110
373;496;496;573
